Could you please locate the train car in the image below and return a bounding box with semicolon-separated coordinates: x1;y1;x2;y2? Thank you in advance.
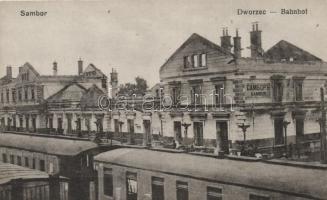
0;161;69;200
0;132;116;200
94;148;327;200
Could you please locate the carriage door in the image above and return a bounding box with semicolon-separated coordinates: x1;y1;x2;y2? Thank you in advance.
174;121;182;142
216;121;229;154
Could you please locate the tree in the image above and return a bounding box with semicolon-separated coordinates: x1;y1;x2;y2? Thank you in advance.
118;76;148;96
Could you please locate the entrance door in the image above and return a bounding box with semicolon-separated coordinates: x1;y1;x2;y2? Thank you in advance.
274;118;284;145
143;120;151;146
296;118;304;145
174;121;182;142
216;121;229;154
127;119;135;144
193;122;203;146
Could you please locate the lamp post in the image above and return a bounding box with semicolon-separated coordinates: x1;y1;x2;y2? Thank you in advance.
283;120;290;157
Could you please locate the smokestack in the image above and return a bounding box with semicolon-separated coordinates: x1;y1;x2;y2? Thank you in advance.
220;27;232;53
250;22;263;58
6;66;12;79
233;29;242;59
78;58;83;75
53;61;58;76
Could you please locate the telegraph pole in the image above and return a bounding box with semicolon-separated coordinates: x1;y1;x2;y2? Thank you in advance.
320;88;327;164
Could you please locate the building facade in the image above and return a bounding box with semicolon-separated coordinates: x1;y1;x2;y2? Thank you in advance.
155;23;326;156
0;59;111;137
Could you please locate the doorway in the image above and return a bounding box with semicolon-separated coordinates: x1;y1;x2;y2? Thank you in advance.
274;118;284;145
216;121;229;154
193;122;203;146
174;121;182;142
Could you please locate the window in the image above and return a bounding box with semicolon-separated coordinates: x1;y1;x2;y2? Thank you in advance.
193;55;199;67
104;168;113;197
215;84;224;105
200;53;207;67
12;89;16;103
40;159;45;171
171;86;181;105
32;158;36;169
1;92;3;103
272;80;283;102
294;81;303;101
152;177;164;200
17;156;22;166
176;181;188;200
6;89;9;102
2;154;7;163
207;186;222;200
249;193;270;200
25;157;29;167
126;172;137;200
191;85;202;105
18;89;22;101
10;155;14;164
31;88;35;100
49;162;54;174
24;88;28;100
184;56;192;68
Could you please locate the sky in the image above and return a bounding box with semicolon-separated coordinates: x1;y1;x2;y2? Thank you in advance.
0;0;327;87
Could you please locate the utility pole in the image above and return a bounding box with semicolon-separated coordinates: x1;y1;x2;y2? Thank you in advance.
320;88;327;164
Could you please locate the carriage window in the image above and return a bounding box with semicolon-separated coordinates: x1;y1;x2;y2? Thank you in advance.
152;177;164;200
126;172;137;200
2;154;7;163
10;155;14;164
39;159;45;171
25;157;29;167
32;158;36;169
207;186;222;200
249;193;270;200
176;181;188;200
17;156;22;166
104;168;113;197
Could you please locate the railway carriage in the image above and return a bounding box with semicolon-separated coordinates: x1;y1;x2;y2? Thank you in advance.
0;161;69;200
94;148;327;200
0;132;116;200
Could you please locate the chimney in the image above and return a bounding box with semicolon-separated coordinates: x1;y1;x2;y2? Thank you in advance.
233;29;242;59
250;22;263;58
110;68;118;98
53;61;58;76
220;27;232;53
78;58;83;75
6;66;12;79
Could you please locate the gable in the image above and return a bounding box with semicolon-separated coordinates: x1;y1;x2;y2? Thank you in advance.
83;64;106;78
17;62;40;82
81;84;105;108
159;33;234;78
46;83;87;102
265;40;322;62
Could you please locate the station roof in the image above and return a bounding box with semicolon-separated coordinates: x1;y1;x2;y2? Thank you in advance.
0;162;50;185
0;133;98;156
95;148;327;199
